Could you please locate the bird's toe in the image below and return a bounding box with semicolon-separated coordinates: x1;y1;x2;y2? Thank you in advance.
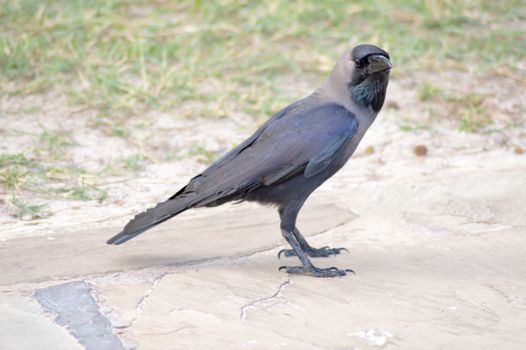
279;265;306;274
311;266;351;277
279;265;355;277
277;246;349;259
308;246;349;258
277;249;299;259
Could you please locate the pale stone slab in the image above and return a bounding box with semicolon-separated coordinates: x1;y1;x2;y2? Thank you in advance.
0;202;355;286
0;293;83;350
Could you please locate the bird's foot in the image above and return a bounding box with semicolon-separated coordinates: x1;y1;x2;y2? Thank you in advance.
279;265;354;278
278;246;348;259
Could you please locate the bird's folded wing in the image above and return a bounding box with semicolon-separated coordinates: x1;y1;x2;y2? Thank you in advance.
168;101;302;200
180;103;358;204
304;132;353;178
203;100;303;175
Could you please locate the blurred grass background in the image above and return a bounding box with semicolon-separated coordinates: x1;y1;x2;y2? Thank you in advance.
1;0;525;219
2;0;525;117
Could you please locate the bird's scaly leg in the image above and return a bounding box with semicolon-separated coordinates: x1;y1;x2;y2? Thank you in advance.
279;229;353;277
278;205;353;277
278;228;349;259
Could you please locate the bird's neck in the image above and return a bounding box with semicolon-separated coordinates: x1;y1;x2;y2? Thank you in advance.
322;60;349;101
350;76;389;113
316;81;373;119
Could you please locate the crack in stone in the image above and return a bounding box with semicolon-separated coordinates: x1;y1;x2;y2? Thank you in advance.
138;326;190;336
136;275;164;311
240;279;290;323
121;272;168;331
487;284;526;308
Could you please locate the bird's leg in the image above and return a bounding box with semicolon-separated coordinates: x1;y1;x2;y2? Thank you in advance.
278;227;349;258
278;205;353;278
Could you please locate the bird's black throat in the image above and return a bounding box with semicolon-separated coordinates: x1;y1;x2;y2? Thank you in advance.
349;71;389;112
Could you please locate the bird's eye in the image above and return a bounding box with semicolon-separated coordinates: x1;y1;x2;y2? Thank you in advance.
355;59;361;68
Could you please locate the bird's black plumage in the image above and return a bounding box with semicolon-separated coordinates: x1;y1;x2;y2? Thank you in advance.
107;44;392;277
351;44;389;62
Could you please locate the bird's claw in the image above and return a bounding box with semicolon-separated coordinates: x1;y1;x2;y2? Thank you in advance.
278;248;296;259
278;246;349;259
279;265;355;277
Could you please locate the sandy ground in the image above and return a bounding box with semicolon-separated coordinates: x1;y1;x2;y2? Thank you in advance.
1;74;526;349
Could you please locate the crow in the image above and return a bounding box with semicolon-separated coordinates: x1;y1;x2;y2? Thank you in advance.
107;44;392;277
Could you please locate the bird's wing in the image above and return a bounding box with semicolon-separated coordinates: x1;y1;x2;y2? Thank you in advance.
304;132;352;178
181;103;358;206
169;100;303;199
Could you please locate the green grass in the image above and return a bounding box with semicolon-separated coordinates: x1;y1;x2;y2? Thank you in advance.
9;194;48;219
0;130;110;213
67;177;108;202
414;84;494;132
188;144;216;164
418;81;443;102
38;128;76;158
121;154;147;171
1;0;525;119
447;93;493;132
0;153;35;189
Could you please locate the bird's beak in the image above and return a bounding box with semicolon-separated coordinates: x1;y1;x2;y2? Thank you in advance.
367;55;392;74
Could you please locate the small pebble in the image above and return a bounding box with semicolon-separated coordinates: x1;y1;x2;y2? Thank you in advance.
414;144;428;157
386;101;400;110
363;145;375;156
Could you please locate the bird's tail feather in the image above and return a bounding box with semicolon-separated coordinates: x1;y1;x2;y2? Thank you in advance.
107;196;194;245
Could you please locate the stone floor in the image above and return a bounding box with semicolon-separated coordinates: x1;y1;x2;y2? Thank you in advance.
2;121;526;349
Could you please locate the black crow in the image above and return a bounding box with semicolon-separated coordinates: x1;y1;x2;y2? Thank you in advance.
107;44;392;277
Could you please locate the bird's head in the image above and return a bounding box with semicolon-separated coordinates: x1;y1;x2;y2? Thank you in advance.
325;44;392;113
